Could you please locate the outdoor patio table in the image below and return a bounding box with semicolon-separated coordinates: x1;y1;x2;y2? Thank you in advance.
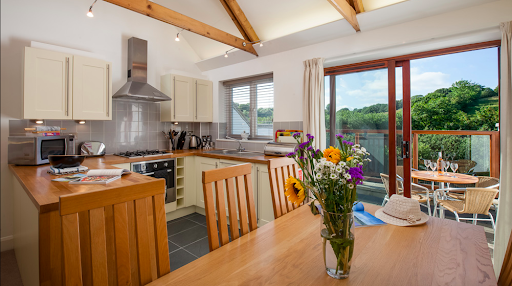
411;171;478;190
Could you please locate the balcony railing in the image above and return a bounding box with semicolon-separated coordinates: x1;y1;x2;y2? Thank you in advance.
327;129;500;179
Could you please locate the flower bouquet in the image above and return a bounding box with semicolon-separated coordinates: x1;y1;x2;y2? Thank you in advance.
285;133;370;279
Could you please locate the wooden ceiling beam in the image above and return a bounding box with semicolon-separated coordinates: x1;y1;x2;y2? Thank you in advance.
353;0;365;13
219;0;260;43
326;0;360;32
103;0;258;56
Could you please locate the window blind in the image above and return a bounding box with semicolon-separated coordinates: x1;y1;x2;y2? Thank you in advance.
224;75;274;139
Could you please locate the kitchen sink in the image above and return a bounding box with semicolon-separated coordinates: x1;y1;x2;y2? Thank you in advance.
204;149;261;157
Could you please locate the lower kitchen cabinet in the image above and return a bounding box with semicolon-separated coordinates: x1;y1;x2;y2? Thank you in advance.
184;156;196;207
255;164;274;226
195;157;219;208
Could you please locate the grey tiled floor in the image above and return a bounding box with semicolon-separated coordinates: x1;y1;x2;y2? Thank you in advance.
167;213;209;271
167;212;242;271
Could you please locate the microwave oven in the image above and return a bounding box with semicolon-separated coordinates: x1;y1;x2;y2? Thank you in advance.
8;135;76;165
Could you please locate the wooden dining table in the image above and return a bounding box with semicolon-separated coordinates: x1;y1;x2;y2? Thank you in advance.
411;171;479;189
149;203;496;285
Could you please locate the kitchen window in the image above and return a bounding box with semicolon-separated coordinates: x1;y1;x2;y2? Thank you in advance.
224;74;274;140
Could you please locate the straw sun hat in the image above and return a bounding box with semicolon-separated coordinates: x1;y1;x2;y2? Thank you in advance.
375;195;429;226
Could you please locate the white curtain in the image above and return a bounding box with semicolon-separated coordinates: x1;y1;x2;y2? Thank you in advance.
303;58;326;150
495;20;512;278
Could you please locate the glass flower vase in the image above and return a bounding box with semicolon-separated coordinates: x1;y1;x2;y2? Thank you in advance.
321;210;355;279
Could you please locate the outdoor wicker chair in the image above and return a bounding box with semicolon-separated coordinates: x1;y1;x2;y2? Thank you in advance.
435;187;498;231
380;173;431;216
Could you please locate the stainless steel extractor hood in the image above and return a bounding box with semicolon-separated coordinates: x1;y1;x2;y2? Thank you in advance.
113;37;171;102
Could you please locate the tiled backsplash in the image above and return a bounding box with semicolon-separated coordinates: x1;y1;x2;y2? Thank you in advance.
9;101;214;154
9;107;303;154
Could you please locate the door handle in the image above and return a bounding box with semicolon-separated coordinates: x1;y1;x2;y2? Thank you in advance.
106;64;110;117
66;57;69;116
173;77;176;120
402;141;410;159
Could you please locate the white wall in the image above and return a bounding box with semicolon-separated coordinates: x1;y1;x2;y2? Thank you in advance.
204;0;512;123
0;0;203;251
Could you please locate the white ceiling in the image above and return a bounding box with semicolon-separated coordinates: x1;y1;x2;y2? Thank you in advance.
154;0;408;60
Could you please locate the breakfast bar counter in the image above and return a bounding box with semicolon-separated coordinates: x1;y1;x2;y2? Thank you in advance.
9;149;278;214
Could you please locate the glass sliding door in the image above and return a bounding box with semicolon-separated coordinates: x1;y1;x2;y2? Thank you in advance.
325;67;392;204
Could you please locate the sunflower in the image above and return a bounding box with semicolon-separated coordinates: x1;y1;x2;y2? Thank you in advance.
285;176;306;206
323;146;341;164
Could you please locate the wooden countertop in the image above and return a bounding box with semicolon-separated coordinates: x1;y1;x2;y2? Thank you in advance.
148;203;496;286
9;149;281;214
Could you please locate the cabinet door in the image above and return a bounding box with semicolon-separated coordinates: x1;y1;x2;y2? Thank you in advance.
23;47;73;119
194;79;213;122
173;75;194;122
196;157;219;208
72;56;112;120
256;165;274;226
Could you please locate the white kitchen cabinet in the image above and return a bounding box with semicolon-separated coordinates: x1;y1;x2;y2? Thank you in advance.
256;164;275;226
194;79;213;122
160;74;213;122
72;55;112;120
23;47;73;120
195;157;219;208
23;47;112;120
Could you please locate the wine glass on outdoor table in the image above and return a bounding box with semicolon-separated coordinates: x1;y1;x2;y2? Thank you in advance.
424;160;431;175
450;162;459;177
430;161;437;176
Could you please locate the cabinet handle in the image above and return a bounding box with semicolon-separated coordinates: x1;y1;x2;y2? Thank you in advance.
106;64;110;117
66;57;69;116
195;80;198;120
173;76;176;120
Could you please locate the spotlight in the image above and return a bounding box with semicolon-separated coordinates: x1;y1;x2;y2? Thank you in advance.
259;42;263;47
35;120;44;124
87;0;98;18
225;52;228;58
175;34;180;41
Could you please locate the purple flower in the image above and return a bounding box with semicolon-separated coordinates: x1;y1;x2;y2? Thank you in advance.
348;166;364;181
335;134;344;139
347;142;354;146
307;146;314;152
342;140;348;145
299;142;309;149
292;133;301;139
306;134;314;140
286;152;295;158
299;156;305;160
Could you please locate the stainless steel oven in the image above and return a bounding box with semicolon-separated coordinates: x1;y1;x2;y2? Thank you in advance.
131;158;176;204
8;135;76;165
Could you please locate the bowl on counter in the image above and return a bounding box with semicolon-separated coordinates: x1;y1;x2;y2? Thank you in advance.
48;155;86;169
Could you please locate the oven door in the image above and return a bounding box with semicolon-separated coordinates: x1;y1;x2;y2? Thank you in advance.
142;169;176;204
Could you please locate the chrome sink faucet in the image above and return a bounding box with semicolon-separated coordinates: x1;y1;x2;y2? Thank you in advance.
226;136;245;152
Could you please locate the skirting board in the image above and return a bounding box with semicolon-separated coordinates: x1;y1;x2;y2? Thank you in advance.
1;235;14;252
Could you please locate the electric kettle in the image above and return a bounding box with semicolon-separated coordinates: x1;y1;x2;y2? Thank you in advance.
189;135;202;149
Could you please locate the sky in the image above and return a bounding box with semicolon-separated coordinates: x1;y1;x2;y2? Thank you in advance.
325;47;499;111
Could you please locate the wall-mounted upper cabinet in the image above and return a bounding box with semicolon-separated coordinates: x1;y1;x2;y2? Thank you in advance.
23;47;112;120
23;47;73;120
160;74;213;122
72;56;112;120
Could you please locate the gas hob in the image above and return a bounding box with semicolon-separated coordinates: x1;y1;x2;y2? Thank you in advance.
114;150;171;158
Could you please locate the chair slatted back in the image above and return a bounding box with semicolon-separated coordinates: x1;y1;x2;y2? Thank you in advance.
498;229;512;286
202;163;257;252
268;158;302;219
462;187;499;215
59;180;170;286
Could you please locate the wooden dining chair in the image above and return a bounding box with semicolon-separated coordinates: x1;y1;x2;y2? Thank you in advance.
268;157;302;219
59;180;170;286
202;163;257;252
498;229;512;286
